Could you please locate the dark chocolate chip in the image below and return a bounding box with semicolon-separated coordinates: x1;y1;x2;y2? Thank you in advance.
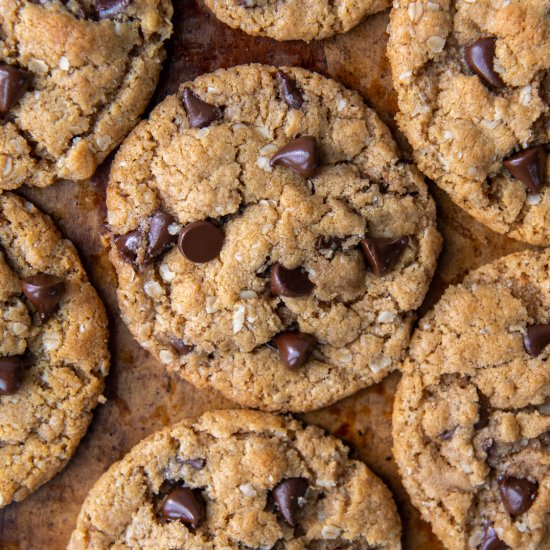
114;230;141;265
272;478;308;527
145;211;178;263
524;323;550;357
439;428;456;441
464;38;505;88
315;236;344;251
0;64;32;115
474;392;491;430
360;236;409;276
498;475;538;517
178;220;224;263
270;136;318;178
170;338;194;355
273;331;316;369
276;71;304;110
479;524;508;550
96;0;130;18
270;263;314;298
182;88;222;129
21;273;65;324
503;146;546;195
0;356;24;396
184;458;206;470
161;486;205;529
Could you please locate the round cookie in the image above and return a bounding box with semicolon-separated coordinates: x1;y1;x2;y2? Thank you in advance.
68;409;402;549
203;0;390;42
387;0;550;245
0;192;109;507
0;0;173;190
393;249;550;550
106;64;441;412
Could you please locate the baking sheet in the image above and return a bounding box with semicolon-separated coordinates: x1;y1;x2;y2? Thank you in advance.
0;1;532;548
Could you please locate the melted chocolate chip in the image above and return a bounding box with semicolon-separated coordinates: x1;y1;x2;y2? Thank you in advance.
503;146;546;195
170;338;194;355
21;273;65;324
114;230;141;265
161;486;205;528
272;478;308;527
479;524;508;550
464;38;505;88
360;236;409;276
270;136;318;178
145;211;178;263
0;64;32;115
273;331;317;369
474;392;491;430
182;88;222;129
498;475;538;517
178;220;224;263
270;263;314;298
0;356;24;396
96;0;130;18
524;323;550;357
276;71;304;110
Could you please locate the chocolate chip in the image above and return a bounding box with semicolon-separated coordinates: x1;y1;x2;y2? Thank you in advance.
0;356;24;396
439;428;456;441
0;64;32;115
96;0;130;18
498;475;538;517
161;486;205;529
182;88;222;129
276;71;304;110
21;273;65;324
270;136;318;178
474;392;491;430
464;38;505;88
503;146;546;195
178;220;224;263
360;236;409;276
145;211;178;263
184;458;206;470
315;236;344;251
272;478;308;527
273;331;316;369
270;263;314;298
170;338;194;355
523;323;550;357
114;230;141;265
479;524;508;550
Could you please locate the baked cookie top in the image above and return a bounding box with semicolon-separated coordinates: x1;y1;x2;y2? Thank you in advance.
203;0;389;42
106;64;441;412
0;192;109;507
393;249;550;550
0;0;172;190
388;0;550;245
68;409;402;549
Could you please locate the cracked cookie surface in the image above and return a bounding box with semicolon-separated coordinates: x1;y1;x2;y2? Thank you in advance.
203;0;389;42
388;0;550;245
0;0;172;189
0;192;109;507
393;249;550;549
106;64;441;412
68;409;402;549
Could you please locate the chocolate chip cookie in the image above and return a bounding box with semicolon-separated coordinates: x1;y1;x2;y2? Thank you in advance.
393;249;550;549
387;0;550;245
0;192;109;507
204;0;389;42
0;0;173;190
68;409;402;549
106;64;441;412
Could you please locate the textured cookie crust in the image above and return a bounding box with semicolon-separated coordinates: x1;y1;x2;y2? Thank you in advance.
393;249;550;549
387;0;550;245
68;409;402;549
0;192;109;507
106;64;441;412
204;0;389;42
0;0;173;189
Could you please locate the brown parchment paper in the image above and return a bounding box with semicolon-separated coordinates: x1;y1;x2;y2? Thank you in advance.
0;2;533;548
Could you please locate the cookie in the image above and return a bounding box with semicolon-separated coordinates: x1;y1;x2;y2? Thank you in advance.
106;64;441;412
393;249;550;549
0;192;109;507
203;0;389;42
387;0;550;245
0;0;173;190
68;409;402;549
